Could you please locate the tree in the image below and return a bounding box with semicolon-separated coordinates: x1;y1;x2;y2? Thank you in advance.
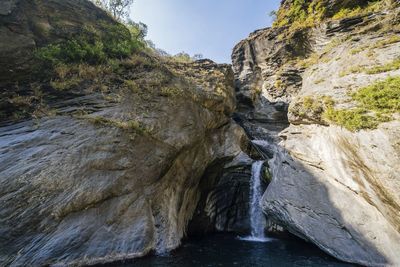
126;20;148;39
268;10;277;20
92;0;134;21
172;52;193;63
146;40;156;50
193;54;204;60
170;52;204;63
156;48;170;57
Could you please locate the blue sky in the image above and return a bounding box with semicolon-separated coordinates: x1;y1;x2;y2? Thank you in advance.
130;0;280;63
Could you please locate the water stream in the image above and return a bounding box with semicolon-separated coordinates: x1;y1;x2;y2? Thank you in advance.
240;160;271;242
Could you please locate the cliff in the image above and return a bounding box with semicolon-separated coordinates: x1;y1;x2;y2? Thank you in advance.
0;1;254;266
232;0;400;266
1;0;400;266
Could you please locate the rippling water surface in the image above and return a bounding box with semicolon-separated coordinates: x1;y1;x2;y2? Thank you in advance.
102;234;354;267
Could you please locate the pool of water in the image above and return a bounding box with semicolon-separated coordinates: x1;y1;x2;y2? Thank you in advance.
102;234;355;267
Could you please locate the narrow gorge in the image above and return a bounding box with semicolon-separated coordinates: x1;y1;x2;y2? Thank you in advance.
1;0;399;266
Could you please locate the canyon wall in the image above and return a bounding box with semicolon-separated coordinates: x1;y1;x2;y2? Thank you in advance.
1;0;400;266
232;2;400;266
0;1;252;265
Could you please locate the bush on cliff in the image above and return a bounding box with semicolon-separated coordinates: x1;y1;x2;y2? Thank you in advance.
273;0;386;34
36;23;145;65
324;76;400;131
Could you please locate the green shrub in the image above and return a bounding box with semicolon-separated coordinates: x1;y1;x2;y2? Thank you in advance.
101;23;145;58
323;76;400;131
324;107;388;131
353;76;400;112
274;0;327;31
290;95;334;122
332;1;383;20
35;22;145;65
36;40;107;65
273;0;385;34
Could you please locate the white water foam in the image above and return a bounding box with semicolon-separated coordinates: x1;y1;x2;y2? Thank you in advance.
238;236;274;243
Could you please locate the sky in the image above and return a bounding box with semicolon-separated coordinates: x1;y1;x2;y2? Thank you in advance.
130;0;280;63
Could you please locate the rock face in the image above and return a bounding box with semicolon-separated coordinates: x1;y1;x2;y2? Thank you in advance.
264;123;400;266
0;1;253;265
233;3;400;267
188;152;253;235
0;59;248;266
2;0;400;266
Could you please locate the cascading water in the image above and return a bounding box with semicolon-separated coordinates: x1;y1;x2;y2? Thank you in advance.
240;160;271;242
249;161;266;238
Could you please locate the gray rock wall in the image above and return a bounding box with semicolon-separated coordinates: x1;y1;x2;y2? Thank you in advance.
232;4;400;266
0;68;247;266
0;2;251;262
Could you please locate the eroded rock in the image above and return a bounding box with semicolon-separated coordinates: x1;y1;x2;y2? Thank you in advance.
0;58;247;266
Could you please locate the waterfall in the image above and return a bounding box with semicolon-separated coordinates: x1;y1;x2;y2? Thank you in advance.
239;160;271;242
249;161;266;239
